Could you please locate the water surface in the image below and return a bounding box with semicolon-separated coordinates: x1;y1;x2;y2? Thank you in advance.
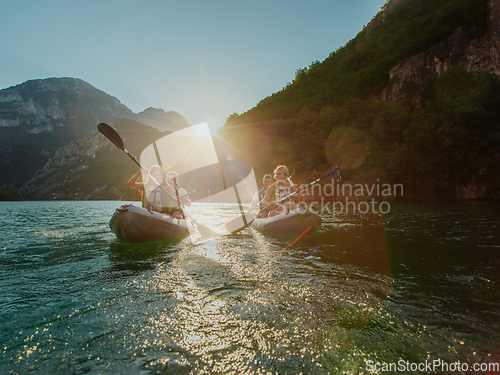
1;201;499;374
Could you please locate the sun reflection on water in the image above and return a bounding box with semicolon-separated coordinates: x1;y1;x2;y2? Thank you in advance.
131;233;344;373
0;201;411;374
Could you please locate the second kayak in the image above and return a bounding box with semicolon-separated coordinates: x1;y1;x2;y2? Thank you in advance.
251;207;322;236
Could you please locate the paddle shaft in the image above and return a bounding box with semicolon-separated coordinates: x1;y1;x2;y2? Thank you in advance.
98;122;181;204
227;182;308;233
289;157;313;179
173;177;182;208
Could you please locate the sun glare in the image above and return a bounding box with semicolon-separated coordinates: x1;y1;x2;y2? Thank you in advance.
193;118;223;138
193;122;212;138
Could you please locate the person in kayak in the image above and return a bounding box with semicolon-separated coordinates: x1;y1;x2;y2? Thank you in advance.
166;171;191;207
262;165;304;217
249;174;273;217
127;166;184;218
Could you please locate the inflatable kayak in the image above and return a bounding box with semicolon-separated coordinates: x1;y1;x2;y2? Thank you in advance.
109;204;194;243
251;207;322;236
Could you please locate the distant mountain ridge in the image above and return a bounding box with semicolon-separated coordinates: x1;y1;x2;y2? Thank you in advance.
0;77;189;188
137;107;189;132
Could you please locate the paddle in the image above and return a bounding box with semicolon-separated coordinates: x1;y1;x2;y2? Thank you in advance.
289;157;313;179
173;176;182;208
225;165;340;233
97;122;219;240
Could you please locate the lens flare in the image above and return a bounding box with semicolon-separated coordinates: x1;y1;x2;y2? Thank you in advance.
267;226;312;258
280;243;322;274
325;126;369;170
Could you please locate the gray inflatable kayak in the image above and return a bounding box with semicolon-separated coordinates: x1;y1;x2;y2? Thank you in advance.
251;207;322;236
109;204;194;243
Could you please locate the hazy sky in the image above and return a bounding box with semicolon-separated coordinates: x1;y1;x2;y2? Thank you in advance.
2;0;385;131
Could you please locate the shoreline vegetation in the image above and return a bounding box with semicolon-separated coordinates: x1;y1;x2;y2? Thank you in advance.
219;0;500;201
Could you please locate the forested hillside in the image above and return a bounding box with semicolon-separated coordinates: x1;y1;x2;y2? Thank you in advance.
220;0;500;199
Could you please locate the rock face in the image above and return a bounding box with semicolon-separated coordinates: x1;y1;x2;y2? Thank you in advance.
0;77;189;187
0;78;134;187
381;0;500;102
0;77;133;135
377;0;500;200
18;118;170;200
18;130;114;200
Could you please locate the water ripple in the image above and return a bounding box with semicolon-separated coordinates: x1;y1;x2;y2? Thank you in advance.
1;201;499;373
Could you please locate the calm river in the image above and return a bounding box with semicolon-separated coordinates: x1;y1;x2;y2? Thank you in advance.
1;201;499;374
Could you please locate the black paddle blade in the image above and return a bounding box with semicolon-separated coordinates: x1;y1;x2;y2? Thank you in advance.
97;123;125;150
303;156;314;170
290;157;314;178
320;166;340;181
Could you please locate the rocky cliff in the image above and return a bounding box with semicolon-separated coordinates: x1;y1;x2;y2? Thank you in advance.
381;0;500;102
0;77;132;187
18;130;115;200
376;0;500;200
18;119;170;200
0;77;189;188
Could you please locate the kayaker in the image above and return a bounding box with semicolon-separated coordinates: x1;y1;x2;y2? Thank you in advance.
166;171;191;207
127;166;184;218
249;174;273;217
127;167;148;205
262;165;304;217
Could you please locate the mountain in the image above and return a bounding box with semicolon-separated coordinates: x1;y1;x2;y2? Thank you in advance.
19;119;170;200
219;0;500;200
0;77;189;189
17;118;244;201
381;0;500;101
137;108;189;132
0;78;132;187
